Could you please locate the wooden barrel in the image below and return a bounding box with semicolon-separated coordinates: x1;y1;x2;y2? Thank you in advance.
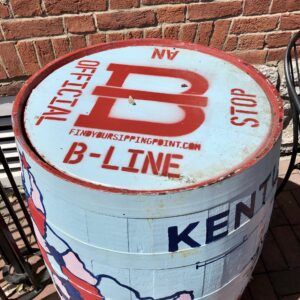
12;40;283;300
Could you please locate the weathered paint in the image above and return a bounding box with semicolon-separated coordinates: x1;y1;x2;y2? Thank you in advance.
12;40;283;300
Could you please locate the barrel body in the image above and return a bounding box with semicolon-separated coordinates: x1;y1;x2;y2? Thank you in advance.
13;40;283;300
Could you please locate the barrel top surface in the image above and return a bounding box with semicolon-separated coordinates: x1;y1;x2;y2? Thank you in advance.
17;39;282;193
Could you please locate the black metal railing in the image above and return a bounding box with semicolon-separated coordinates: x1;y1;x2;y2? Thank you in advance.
276;31;300;196
0;146;50;299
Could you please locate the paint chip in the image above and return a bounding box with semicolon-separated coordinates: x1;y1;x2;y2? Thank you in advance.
128;95;136;105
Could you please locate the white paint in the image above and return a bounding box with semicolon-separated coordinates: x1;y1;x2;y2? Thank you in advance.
24;45;273;191
15;40;282;300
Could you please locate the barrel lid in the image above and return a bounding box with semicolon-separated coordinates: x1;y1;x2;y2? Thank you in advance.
17;40;282;193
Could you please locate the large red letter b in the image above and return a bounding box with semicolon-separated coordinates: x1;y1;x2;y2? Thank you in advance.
75;63;209;137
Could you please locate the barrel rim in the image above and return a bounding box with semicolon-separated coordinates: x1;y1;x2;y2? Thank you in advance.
12;39;283;195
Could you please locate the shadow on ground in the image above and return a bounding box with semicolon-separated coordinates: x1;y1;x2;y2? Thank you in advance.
241;177;300;300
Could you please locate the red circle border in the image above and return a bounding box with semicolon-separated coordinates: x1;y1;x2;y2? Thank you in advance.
12;39;284;195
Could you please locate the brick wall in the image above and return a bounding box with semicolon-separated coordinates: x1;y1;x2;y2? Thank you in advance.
0;0;299;96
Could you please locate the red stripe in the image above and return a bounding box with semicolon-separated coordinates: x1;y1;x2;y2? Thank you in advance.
13;39;283;196
28;197;46;236
62;266;103;299
38;242;56;274
93;86;208;107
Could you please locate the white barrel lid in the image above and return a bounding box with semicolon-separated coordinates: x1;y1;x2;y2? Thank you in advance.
23;40;282;193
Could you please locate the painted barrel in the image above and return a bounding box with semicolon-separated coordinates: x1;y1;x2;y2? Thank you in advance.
13;40;283;300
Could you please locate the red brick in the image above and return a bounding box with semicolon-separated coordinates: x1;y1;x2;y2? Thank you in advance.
287;0;300;11
0;81;24;96
44;0;106;14
0;64;7;80
243;0;271;16
231;16;279;34
188;1;242;21
292;189;300;206
270;268;300;296
266;32;292;48
281;294;300;300
35;39;55;67
248;274;277;300
224;35;238;51
10;0;41;17
69;35;87;51
0;42;24;77
209;20;231;49
125;30;144;39
65;15;95;34
232;49;267;64
267;48;285;62
280;14;300;30
261;232;287;271
163;24;180;40
142;0;194;4
0;4;10;18
253;258;265;274
52;37;70;58
97;9;155;30
144;27;162;38
241;288;252;300
272;226;300;268
295;225;300;241
180;23;197;42
196;22;213;46
0;30;4;41
16;41;39;75
107;32;125;42
2;18;64;40
270;208;289;228
87;33;106;45
277;191;300;225
156;5;185;23
271;0;300;13
238;34;265;50
110;0;139;10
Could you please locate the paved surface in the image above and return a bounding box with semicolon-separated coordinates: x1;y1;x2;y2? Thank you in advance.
1;156;300;300
241;157;300;300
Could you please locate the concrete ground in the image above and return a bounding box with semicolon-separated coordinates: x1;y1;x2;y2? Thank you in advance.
1;156;300;300
240;157;300;300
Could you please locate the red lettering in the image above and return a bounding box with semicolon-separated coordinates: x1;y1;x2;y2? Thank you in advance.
230;88;259;128
36;105;71;125
234;108;258;115
231;88;256;98
142;151;164;175
151;48;179;60
231;97;257;107
49;96;78;107
42;105;71;116
62;80;88;89
162;154;183;178
63;142;87;164
167;50;179;60
58;88;82;97
36;60;99;126
75;63;208;136
102;146;119;170
152;48;166;60
92;86;207;107
230;116;259;128
36;115;67;125
75;66;97;73
71;73;93;81
121;149;144;173
77;60;100;67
